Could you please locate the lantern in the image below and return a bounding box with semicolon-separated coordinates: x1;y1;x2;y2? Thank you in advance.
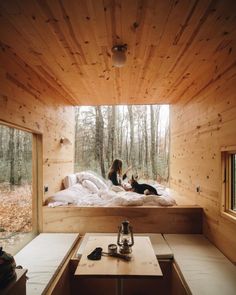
117;220;134;254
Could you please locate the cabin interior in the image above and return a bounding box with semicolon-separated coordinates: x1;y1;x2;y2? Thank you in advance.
0;0;236;295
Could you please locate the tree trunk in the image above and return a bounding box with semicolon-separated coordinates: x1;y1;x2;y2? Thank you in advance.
125;125;129;165
117;107;124;158
150;105;157;180
95;106;105;178
23;132;31;182
128;106;135;167
9;128;15;188
111;106;116;161
144;106;148;178
106;106;112;165
16;130;23;185
164;123;170;182
0;125;3;158
138;114;142;168
75;107;80;166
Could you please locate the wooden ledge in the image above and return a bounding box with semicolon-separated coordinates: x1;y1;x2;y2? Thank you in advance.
43;206;202;234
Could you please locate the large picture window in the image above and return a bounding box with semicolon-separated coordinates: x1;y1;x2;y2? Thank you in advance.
222;147;236;221
74;105;169;185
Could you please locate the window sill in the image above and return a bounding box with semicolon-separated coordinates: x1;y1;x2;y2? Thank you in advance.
221;211;236;224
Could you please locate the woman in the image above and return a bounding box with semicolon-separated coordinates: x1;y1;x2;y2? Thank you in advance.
108;159;132;186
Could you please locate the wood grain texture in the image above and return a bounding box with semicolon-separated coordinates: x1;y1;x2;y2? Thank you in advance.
72;261;172;295
0;40;74;200
75;236;162;277
170;263;189;295
170;67;236;262
76;233;174;259
0;0;235;105
42;206;202;234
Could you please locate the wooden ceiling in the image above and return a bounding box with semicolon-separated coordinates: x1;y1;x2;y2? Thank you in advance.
0;0;235;105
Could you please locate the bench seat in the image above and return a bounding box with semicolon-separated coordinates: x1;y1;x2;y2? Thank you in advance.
164;234;236;295
76;233;173;259
14;233;79;295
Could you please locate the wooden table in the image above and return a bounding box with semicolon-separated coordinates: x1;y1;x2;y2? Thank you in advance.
75;235;162;295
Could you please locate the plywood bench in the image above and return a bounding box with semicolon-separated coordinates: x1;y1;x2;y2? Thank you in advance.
164;234;236;295
14;233;79;295
76;233;173;259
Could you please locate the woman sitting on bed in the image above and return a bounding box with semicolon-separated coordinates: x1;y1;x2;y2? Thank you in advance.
108;159;132;188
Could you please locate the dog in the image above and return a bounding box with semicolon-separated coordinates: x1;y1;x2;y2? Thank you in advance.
129;175;159;195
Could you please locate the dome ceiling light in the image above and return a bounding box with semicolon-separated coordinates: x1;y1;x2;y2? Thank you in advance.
111;44;127;68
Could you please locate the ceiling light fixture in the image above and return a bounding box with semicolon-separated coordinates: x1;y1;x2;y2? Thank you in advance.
112;44;127;67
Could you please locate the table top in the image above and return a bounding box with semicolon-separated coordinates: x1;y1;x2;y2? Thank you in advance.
75;235;163;278
76;233;173;259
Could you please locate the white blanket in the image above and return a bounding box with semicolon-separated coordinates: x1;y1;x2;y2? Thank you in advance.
46;172;176;207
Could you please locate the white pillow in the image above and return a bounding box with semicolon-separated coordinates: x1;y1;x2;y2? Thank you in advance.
63;174;77;188
45;184;89;204
76;171;108;190
45;189;76;204
82;180;99;194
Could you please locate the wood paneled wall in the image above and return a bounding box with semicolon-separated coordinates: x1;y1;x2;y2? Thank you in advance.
170;70;236;262
0;43;74;202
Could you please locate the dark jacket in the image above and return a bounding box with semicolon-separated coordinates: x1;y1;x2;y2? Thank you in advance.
108;171;127;186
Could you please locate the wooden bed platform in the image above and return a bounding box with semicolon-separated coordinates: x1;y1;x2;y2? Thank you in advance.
42;205;202;234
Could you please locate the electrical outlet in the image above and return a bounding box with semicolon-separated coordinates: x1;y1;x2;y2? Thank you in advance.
44;185;49;193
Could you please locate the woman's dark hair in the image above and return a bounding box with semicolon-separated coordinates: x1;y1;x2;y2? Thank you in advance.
108;159;122;178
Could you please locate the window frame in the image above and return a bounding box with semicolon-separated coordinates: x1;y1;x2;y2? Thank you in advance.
221;146;236;223
0;120;43;253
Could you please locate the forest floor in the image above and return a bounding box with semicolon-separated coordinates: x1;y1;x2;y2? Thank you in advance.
0;182;32;253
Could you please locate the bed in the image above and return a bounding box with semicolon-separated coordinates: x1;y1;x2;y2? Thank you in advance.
45;171;176;207
43;172;202;234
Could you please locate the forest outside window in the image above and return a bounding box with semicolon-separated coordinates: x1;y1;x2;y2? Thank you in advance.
0;123;38;254
74;105;169;185
222;148;236;221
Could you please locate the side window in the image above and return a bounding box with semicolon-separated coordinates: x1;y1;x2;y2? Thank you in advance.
0;124;38;254
222;148;236;221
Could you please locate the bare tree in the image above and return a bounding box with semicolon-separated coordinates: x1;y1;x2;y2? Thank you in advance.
95;106;105;177
75;108;80;164
106;106;115;165
117;106;125;158
8;128;15;187
150;105;160;180
127;106;135;167
16;130;23;185
143;106;149;177
0;125;3;159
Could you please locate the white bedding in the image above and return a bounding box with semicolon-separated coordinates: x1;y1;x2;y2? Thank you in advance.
46;171;176;207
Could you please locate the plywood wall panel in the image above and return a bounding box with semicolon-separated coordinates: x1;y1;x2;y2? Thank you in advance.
43;206;202;234
0;42;74;201
170;72;236;262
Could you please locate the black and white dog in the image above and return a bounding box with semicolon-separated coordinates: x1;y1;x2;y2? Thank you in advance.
129;175;159;195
